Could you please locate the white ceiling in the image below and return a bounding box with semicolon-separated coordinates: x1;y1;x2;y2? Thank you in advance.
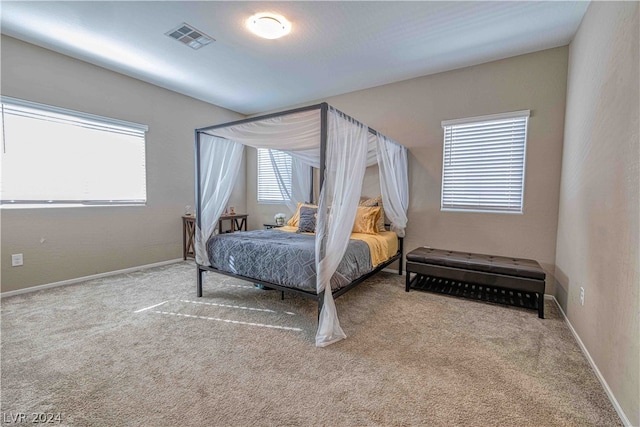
1;1;589;115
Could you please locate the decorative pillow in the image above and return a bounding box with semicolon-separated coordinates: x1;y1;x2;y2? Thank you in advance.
352;206;381;235
287;202;317;227
359;195;386;232
297;206;318;233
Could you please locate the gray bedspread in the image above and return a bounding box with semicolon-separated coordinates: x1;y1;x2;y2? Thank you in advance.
206;229;372;293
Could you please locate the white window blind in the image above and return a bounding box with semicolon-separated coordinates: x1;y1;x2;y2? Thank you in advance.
257;148;292;203
1;96;148;207
441;110;529;213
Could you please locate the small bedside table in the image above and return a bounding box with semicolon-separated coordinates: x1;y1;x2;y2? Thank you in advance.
182;215;196;260
219;214;248;233
264;223;285;230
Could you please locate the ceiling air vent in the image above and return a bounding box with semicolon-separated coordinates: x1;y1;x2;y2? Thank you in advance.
165;23;215;50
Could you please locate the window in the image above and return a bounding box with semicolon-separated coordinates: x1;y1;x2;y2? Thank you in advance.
1;97;147;207
257;148;292;203
441;110;529;213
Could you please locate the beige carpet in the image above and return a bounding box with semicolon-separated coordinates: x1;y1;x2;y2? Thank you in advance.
1;262;621;426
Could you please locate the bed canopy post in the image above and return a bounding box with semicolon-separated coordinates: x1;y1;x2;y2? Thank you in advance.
309;168;314;204
319;102;328;191
195;129;202;231
195;129;204;297
314;103;329;316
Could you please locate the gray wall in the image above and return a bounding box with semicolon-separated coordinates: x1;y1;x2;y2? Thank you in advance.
0;36;245;292
249;47;569;293
556;3;639;425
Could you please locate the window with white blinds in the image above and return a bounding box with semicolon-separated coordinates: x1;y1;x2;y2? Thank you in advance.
1;96;148;207
257;148;292;203
441;110;529;213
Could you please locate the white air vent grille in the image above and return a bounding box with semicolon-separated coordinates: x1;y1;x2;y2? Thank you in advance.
166;23;214;50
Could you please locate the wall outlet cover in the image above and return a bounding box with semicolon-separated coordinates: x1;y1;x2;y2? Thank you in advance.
11;253;24;267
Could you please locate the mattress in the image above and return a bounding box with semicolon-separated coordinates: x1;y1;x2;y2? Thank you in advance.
276;225;398;267
207;229;375;293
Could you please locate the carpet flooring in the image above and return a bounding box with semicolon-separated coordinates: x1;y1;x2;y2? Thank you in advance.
1;262;621;426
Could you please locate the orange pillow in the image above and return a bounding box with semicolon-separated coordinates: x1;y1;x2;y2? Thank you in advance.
287;202;317;227
359;195;386;232
352;206;381;234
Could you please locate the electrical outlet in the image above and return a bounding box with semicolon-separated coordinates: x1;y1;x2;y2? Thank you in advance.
580;287;585;306
11;253;23;267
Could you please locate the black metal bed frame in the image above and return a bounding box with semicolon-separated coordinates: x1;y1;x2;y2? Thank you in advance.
196;237;403;317
194;102;405;317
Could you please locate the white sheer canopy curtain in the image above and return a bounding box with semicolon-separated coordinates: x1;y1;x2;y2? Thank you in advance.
207;109;321;167
315;108;369;347
195;135;244;266
205;110;318;213
269;150;312;213
376;134;409;237
290;156;312;209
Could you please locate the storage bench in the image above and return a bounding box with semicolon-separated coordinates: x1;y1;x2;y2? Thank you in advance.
405;247;546;318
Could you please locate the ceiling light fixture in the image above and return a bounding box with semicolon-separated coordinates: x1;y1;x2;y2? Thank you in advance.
246;13;291;40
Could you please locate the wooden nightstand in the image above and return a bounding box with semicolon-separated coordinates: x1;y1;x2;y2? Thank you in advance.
182;215;196;260
264;223;285;229
183;214;249;260
219;214;248;233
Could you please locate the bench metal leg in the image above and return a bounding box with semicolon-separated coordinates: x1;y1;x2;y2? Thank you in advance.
538;293;544;319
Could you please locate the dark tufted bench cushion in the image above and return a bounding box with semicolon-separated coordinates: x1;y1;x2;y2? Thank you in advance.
406;247;546;318
406;248;546;280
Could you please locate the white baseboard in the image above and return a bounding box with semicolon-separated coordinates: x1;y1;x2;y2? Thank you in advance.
1;258;184;298
549;296;632;427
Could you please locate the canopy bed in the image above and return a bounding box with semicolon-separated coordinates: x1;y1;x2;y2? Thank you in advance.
194;103;409;346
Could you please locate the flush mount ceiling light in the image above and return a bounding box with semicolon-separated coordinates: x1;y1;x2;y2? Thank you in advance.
247;13;291;39
165;23;215;50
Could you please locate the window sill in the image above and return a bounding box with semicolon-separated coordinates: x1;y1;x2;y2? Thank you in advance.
441;208;523;215
1;203;147;209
